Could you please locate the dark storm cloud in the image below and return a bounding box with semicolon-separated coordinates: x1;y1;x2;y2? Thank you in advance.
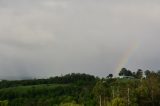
0;0;160;79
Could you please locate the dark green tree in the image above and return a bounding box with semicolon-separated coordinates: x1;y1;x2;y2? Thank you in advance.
119;68;132;76
119;68;127;76
144;70;151;78
107;74;113;78
136;69;143;79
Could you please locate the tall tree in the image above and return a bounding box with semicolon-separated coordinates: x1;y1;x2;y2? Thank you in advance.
93;81;106;106
145;72;160;106
107;74;113;78
119;68;132;76
144;70;151;78
119;68;127;76
136;69;143;79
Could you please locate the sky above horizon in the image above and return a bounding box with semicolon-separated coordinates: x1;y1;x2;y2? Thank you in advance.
0;0;160;79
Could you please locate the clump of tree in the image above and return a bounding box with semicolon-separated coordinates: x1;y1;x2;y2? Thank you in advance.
119;68;133;76
107;74;113;79
91;68;160;106
119;68;143;79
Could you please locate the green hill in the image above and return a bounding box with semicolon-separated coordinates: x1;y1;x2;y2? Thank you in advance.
0;72;160;106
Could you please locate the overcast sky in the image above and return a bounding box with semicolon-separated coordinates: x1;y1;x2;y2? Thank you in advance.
0;0;160;79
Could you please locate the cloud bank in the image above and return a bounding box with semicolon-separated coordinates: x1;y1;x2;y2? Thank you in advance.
0;0;160;79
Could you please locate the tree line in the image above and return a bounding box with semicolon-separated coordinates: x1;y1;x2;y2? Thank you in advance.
0;69;160;106
0;73;96;89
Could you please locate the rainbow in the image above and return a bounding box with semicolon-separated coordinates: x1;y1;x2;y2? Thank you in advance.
115;40;139;75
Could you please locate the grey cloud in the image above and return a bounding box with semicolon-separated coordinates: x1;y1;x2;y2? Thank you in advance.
0;0;160;79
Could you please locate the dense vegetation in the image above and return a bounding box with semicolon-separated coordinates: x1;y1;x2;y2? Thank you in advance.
0;69;160;106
